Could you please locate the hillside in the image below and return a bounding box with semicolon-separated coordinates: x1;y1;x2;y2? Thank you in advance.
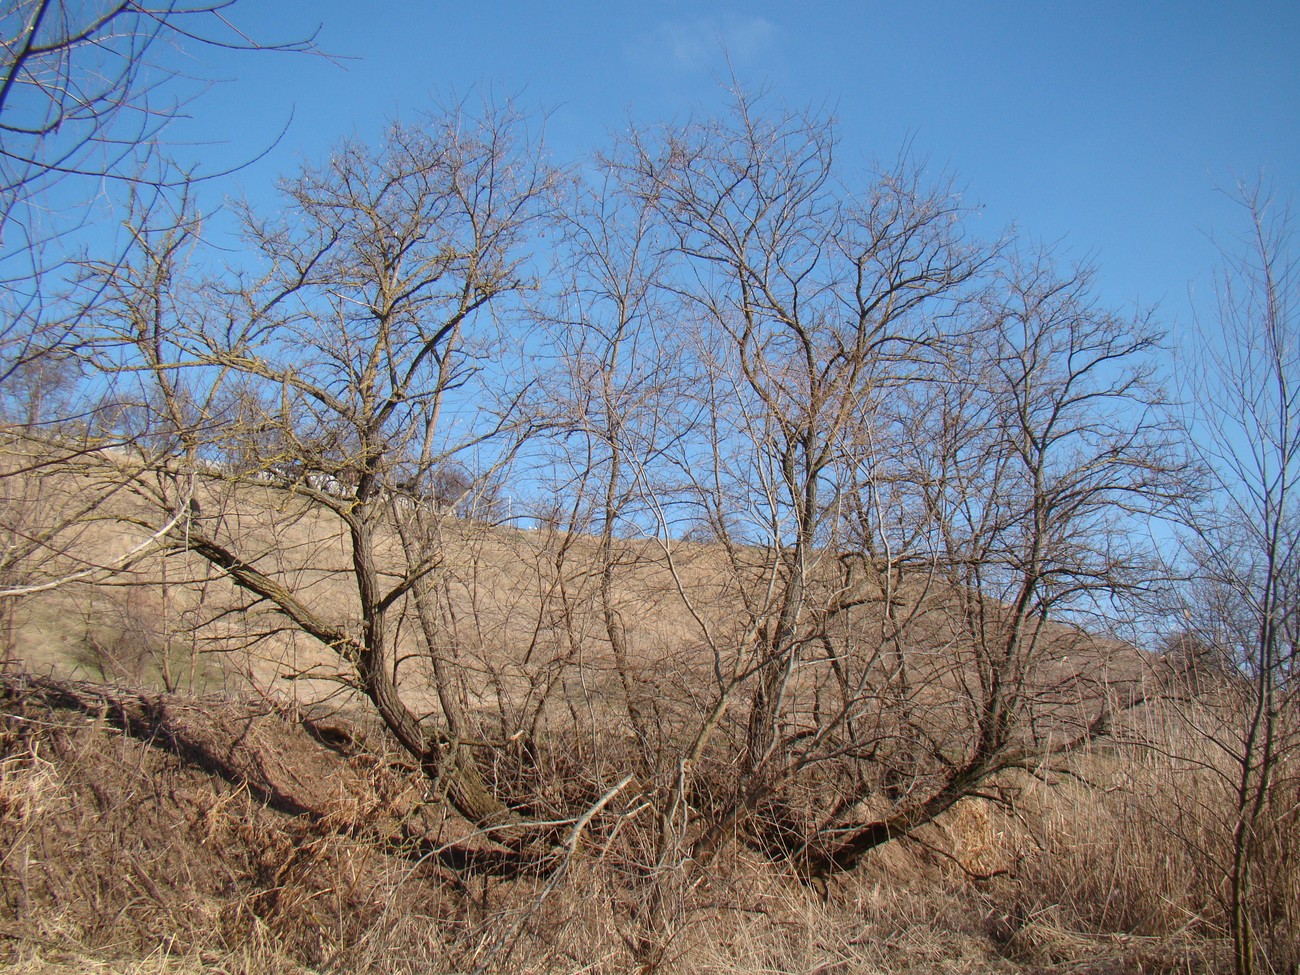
1;671;1222;975
0;439;1261;974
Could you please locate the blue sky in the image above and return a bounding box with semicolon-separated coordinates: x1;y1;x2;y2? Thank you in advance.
171;1;1298;331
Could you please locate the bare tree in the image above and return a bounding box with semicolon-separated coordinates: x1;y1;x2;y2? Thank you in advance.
540;153;694;754
26;83;1184;923
601;95;1175;884
1174;184;1300;975
0;1;317;650
610;96;977;876
88;102;563;854
1;0;316;256
796;248;1175;874
1;0;317;391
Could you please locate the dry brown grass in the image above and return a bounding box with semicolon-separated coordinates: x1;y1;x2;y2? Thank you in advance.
3;451;1290;974
1;668;1264;974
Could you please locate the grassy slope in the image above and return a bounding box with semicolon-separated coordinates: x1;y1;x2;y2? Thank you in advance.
0;445;1234;973
0;672;1224;975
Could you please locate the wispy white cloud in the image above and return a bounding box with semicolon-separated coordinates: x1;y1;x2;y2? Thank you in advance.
630;15;778;74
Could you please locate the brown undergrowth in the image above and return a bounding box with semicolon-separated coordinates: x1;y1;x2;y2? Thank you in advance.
0;671;1239;974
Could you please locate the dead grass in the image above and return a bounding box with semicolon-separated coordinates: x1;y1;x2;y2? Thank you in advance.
2;670;1252;975
1;452;1283;974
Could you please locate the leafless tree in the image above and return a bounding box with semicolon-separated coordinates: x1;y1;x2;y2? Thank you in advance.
0;1;317;653
799;248;1176;871
1173;183;1300;975
1;0;316;256
540;153;695;754
601;95;1176;883
36;86;1186;919
88;102;565;855
1;0;317;400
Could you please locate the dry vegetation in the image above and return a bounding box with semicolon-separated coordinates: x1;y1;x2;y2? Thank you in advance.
3;9;1299;969
0;657;1242;975
0;453;1290;974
